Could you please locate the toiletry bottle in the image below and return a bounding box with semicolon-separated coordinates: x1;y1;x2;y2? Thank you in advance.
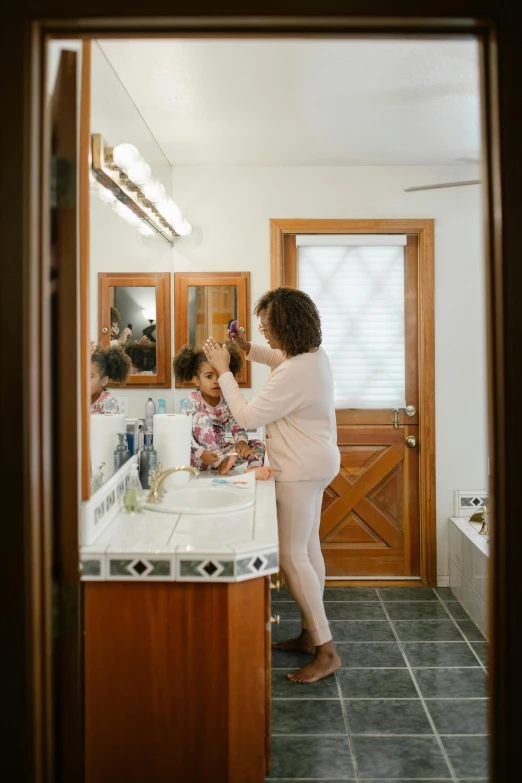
139;432;158;489
90;462;105;493
114;432;131;473
157;398;167;414
145;397;156;432
126;422;138;455
124;465;144;514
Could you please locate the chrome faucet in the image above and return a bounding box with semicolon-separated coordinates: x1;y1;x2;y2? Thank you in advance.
479;505;489;537
147;464;199;504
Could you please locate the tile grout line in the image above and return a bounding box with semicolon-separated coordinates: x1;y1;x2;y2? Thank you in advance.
335;668;360;783
375;589;459;783
432;588;488;673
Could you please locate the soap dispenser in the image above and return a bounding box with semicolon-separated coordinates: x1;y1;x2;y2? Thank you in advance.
114;433;131;473
124;464;144;514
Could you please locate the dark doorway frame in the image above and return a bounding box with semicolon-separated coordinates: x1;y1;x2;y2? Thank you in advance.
2;6;521;782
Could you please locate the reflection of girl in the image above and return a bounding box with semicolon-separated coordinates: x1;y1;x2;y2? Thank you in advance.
204;288;341;684
173;343;271;478
91;346;131;414
124;341;157;374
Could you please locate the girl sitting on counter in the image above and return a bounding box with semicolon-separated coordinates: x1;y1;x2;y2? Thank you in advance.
173;342;272;479
91;346;131;414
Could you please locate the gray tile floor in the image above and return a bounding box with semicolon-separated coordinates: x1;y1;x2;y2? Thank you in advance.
268;586;488;782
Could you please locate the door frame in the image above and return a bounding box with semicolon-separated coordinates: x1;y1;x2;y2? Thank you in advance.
5;7;522;783
270;218;435;585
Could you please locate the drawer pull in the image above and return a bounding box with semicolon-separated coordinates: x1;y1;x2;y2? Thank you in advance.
270;615;280;625
270;579;281;591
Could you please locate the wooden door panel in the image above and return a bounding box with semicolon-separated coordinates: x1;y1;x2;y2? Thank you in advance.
320;425;420;577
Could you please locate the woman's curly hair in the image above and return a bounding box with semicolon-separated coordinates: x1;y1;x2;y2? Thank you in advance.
110;306;121;325
173;342;243;383
124;341;157;372
91;346;131;384
254;287;322;356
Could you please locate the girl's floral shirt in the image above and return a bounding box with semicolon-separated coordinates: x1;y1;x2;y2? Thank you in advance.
90;390;121;415
181;390;248;458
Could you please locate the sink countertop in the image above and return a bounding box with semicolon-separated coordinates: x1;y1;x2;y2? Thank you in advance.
80;473;279;583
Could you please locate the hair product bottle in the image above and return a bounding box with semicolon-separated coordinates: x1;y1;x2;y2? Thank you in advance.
139;432;158;490
114;432;131;473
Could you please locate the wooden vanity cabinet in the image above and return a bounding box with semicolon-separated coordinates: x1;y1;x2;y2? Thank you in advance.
84;575;272;783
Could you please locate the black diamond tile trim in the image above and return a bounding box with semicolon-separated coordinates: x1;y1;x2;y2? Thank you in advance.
203;561;218;576
132;560;149;576
253;556;264;571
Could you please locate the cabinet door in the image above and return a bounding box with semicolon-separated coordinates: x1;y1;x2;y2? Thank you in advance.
265;576;272;776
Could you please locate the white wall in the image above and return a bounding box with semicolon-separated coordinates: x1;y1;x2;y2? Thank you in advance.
170;164;489;583
90;41;174;419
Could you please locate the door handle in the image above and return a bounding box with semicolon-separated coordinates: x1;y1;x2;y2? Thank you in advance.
405;436;417;448
392;409;399;428
405;404;416;417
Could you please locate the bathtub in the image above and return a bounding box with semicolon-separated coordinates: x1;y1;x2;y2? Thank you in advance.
449;516;489;639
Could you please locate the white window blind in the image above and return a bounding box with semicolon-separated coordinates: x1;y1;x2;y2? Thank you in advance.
298;243;406;409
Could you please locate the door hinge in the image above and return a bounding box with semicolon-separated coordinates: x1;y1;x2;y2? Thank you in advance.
52;582;79;638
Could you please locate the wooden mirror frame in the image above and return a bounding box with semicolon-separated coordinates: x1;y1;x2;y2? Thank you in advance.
174;272;251;388
98;271;171;388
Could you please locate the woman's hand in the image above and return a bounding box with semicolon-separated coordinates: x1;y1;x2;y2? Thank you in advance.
203;338;231;376
228;326;250;353
118;327;132;345
236;441;254;460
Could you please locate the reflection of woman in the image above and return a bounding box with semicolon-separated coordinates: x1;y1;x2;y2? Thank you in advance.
110;306;132;346
204;287;341;683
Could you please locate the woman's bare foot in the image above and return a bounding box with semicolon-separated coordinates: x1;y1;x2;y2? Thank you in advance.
272;628;315;655
246;465;274;481
217;454;238;475
286;642;341;683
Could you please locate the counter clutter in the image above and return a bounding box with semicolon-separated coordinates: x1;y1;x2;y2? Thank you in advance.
80;468;279;583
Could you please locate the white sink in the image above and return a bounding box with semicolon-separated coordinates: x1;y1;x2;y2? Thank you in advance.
143;485;255;515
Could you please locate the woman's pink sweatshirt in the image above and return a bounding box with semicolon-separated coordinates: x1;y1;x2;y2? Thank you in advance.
218;343;340;483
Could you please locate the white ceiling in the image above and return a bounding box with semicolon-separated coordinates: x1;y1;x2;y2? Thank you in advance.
98;39;481;167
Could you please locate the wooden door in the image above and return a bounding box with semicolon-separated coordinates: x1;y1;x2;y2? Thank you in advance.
318;236;420;577
48;46;84;780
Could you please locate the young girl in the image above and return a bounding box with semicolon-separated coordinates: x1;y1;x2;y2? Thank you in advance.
124;340;157;374
91;346;131;414
173;343;271;478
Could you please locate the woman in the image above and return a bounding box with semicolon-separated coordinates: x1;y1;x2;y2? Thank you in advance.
204;287;341;683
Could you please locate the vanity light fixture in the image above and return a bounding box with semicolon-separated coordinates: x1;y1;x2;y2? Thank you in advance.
90;134;192;243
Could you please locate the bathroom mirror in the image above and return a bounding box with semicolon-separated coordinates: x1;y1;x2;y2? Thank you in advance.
98;272;171;386
174;272;251;387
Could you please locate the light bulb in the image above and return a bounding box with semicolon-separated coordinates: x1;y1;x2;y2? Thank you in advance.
98;185;116;203
142;308;156;320
128;161;152;186
174;219;192;237
138;224;155;237
156;198;182;225
143;180;166;203
113;143;141;171
113;200;139;225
